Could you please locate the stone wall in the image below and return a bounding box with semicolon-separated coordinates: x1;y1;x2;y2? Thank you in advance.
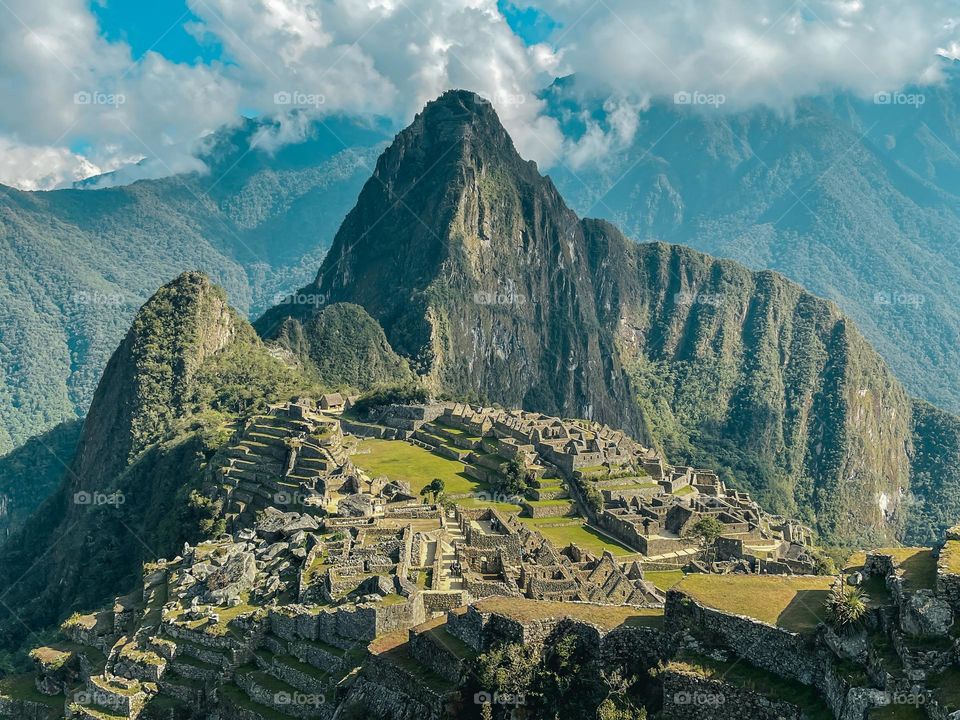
664;591;819;685
936;539;960;614
661;669;801;720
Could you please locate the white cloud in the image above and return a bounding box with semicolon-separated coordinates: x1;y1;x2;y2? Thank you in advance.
0;0;958;189
524;0;960;108
0;137;101;191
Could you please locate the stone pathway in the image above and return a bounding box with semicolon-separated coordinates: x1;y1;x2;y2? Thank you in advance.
439;523;467;591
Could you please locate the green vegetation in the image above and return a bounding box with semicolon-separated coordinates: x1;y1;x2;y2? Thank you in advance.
351;384;430;415
825;583;870;631
0;273;318;657
473;621;650;720
419;478;445;503
0;118;385;457
907;401;960;545
273;303;413;391
0;419;82;535
683;516;726;545
676;574;833;633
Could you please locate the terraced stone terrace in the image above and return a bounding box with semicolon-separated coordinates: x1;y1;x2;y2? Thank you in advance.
1;400;853;720
674;574;833;633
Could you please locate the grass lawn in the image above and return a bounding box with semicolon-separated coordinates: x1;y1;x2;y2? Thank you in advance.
518;518;636;556
350;439;476;495
454;495;524;514
0;673;62;713
845;548;937;590
644;570;686;591
676;574;833;634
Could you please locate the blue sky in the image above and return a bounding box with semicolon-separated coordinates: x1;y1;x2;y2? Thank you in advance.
89;0;554;67
90;1;221;65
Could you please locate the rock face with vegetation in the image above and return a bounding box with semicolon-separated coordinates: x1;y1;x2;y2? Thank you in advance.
545;70;960;418
0;272;315;653
270;302;414;390
257;90;956;547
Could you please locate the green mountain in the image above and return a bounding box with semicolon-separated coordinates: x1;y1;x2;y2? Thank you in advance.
0;115;388;456
0;272;317;651
543;72;960;416
259;90;959;547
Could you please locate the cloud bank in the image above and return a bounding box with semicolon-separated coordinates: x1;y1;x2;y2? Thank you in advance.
0;0;957;189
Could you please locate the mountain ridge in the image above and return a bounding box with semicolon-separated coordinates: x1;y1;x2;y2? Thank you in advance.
258;89;939;546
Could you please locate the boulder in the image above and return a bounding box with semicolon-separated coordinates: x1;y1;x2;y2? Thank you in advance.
901;590;955;637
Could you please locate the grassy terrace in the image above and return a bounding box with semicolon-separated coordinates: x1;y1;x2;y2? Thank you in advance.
471;596;664;629
845;548;937;590
518;517;636;557
669;653;833;720
350;438;476;495
675;574;833;634
644;570;686;591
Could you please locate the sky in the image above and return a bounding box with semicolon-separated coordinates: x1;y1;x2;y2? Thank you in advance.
0;0;959;190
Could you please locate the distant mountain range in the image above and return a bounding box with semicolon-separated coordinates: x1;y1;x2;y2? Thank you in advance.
0;114;391;457
6;76;960;540
4;90;960;654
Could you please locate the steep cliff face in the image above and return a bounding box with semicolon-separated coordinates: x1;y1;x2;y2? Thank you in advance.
257;90;643;431
583;230;913;542
257;90;923;545
72;272;236;488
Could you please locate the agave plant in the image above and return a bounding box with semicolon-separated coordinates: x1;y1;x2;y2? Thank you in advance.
825;578;871;631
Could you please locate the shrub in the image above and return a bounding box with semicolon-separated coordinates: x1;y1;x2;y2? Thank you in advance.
825;580;870;631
